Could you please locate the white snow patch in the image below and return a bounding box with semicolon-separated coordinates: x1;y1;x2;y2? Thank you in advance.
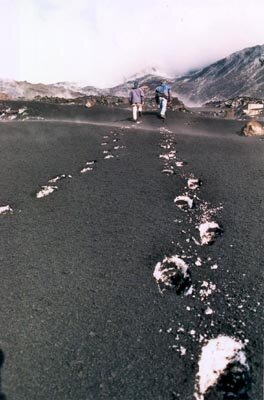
159;151;176;161
199;281;216;300
198;204;223;224
160;144;171;149
80;160;96;173
192;236;201;246
80;167;93;173
18;107;27;114
104;154;114;159
153;255;191;294
48;174;72;183
162;168;174;175
204;307;214;315
188;178;201;190
185;285;193;296
195;257;202;267
199;221;222;245
175;161;184;167
174;195;193;210
177;327;185;333
0;205;13;215
36;185;58;198
211;264;218;270
180;346;187;356
194;335;249;400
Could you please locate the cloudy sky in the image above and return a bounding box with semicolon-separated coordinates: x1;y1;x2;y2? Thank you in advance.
1;0;264;87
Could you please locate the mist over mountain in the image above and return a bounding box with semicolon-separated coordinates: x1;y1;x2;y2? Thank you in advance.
1;44;263;104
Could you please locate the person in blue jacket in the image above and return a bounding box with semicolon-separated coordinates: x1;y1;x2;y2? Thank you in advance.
155;80;171;119
129;81;144;122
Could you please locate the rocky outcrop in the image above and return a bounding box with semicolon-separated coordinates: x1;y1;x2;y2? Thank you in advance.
203;96;264;119
242;120;264;136
0;104;38;121
0;105;28;121
85;99;96;108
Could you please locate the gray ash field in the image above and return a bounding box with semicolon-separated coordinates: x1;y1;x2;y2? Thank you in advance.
0;103;263;400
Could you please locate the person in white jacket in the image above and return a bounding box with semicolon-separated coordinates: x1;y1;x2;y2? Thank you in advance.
129;82;144;122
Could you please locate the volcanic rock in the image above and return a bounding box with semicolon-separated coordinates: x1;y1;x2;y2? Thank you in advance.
85;99;95;108
242;119;264;136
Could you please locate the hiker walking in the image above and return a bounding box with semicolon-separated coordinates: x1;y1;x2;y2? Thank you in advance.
129;82;144;122
155;80;171;119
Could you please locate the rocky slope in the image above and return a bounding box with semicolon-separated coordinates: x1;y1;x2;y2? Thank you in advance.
172;44;264;104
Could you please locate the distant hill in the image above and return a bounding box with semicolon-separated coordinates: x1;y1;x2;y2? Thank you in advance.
108;74;174;97
1;44;263;103
0;79;85;100
0;74;173;100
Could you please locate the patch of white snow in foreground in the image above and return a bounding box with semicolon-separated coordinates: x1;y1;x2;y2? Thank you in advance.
199;281;216;300
0;205;13;215
18;107;27;114
48;174;72;183
188;178;201;190
199;221;223;245
162;168;174;175
194;335;249;400
204;306;214;315
159;151;176;161
175;161;185;167
36;185;58;199
153;255;191;294
180;346;187;356
80;160;96;173
80;167;93;173
174;195;194;210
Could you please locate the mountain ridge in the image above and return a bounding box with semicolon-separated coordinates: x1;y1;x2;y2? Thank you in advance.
1;44;263;104
172;44;264;104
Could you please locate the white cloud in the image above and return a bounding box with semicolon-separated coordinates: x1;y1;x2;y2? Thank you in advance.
1;0;264;86
0;0;20;80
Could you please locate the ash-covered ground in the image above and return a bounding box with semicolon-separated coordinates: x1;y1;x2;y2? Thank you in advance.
0;103;263;400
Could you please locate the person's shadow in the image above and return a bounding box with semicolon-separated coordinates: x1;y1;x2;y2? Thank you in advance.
0;350;6;400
